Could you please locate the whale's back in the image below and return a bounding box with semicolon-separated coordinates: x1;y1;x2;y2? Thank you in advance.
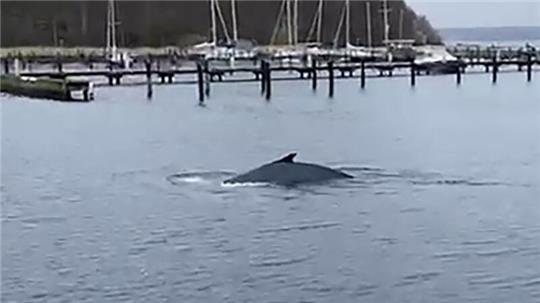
224;161;352;185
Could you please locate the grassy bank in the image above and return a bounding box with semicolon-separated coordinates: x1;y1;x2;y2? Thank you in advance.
0;46;180;59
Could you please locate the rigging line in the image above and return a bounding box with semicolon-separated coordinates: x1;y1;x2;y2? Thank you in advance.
214;0;231;42
270;0;287;45
333;2;346;48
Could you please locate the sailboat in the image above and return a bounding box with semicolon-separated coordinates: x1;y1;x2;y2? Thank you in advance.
261;0;325;64
304;0;326;56
341;0;371;58
186;0;255;61
105;0;131;68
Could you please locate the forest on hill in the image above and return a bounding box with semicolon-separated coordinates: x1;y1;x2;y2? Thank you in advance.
1;0;442;47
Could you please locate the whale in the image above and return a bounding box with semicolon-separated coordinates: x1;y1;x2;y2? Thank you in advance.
223;153;353;186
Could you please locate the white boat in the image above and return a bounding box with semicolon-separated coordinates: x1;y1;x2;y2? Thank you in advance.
184;0;258;62
414;45;460;74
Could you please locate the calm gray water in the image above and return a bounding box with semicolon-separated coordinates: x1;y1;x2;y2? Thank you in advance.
2;72;540;302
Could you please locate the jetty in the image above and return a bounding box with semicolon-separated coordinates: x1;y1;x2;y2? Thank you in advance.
0;42;538;103
0;74;94;101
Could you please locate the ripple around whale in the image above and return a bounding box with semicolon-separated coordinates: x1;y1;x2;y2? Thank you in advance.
338;166;509;188
166;171;237;185
166;166;509;191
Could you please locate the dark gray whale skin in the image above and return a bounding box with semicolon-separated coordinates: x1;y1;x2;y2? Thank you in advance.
223;153;353;186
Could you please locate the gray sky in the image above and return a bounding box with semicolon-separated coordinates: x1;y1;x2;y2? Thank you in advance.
407;0;540;28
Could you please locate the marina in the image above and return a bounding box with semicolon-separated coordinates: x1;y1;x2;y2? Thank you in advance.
1;0;538;102
1;46;537;103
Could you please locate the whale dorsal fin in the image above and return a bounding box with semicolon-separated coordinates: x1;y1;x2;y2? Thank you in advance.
274;153;297;163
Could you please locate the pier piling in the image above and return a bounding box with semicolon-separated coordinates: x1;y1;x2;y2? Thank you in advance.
204;60;210;97
265;61;272;101
260;60;266;95
410;62;416;87
328;61;334;98
527;54;532;82
360;61;366;89
196;62;204;104
311;59;317;91
456;63;462;85
145;59;153;99
3;59;9;74
492;57;498;84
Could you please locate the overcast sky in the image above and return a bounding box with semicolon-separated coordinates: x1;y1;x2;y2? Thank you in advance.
407;0;540;28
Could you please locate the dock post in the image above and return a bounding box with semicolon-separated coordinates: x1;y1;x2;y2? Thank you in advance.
204;60;210;97
265;61;272;101
328;61;334;98
456;63;462;85
492;57;498;84
3;59;9;74
311;59;317;91
360;60;366;89
526;54;532;82
197;62;204;104
260;60;266;95
145;59;153;99
410;62;416;87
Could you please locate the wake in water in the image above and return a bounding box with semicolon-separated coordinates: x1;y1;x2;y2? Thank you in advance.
166;171;238;186
335;166;509;188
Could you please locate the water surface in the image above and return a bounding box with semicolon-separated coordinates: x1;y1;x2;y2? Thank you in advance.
2;72;540;302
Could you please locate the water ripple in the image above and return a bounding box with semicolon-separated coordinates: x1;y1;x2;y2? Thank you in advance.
250;256;312;268
166;171;237;185
432;251;469;261
258;221;340;234
475;248;519;258
462;239;500;246
395;271;441;287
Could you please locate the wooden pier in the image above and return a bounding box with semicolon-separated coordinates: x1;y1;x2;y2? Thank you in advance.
1;44;538;103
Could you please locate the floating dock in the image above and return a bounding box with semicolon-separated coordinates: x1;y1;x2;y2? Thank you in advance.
0;74;94;101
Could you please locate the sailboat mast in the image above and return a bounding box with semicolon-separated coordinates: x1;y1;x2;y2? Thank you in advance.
231;0;238;42
399;9;404;40
293;0;298;44
106;0;111;52
111;0;116;53
286;0;293;45
333;4;346;48
316;0;323;43
366;1;372;47
106;0;117;57
383;0;390;43
210;0;217;45
345;0;350;47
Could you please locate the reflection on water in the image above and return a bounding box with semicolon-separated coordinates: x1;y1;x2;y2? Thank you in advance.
2;73;540;302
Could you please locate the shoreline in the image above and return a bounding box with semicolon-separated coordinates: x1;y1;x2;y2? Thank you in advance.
0;46;180;59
